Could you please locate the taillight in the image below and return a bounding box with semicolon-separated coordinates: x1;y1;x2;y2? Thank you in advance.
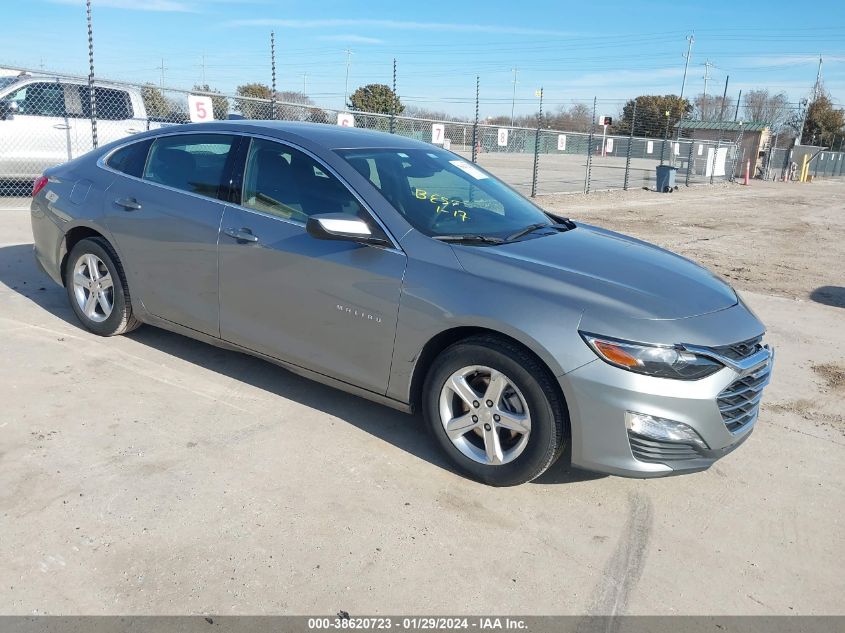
32;175;48;197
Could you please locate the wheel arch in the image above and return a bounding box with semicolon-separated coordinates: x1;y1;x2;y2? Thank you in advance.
59;224;110;286
408;325;569;421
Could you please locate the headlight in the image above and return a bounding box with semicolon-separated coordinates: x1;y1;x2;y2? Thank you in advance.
580;332;723;380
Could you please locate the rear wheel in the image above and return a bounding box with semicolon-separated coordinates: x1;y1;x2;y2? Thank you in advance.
65;237;140;336
423;336;567;486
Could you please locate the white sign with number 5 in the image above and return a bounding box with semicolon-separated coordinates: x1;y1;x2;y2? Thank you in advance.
431;123;445;144
188;95;214;123
337;112;355;127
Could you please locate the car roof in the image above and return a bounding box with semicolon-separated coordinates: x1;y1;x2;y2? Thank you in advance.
157;120;435;151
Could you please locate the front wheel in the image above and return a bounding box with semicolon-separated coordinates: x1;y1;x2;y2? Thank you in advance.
423;336;567;486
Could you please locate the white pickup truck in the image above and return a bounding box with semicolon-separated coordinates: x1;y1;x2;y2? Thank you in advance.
0;73;177;182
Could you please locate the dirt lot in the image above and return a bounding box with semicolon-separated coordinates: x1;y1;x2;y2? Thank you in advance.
0;180;843;616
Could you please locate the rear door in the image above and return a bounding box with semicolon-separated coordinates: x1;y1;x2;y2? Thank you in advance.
104;132;237;336
218;137;407;394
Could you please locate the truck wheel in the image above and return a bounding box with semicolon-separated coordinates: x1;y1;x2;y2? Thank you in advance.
423;335;567;486
65;237;141;336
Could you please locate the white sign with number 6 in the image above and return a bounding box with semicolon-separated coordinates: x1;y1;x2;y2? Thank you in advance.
497;128;509;147
431;123;445;144
337;112;355;127
188;95;214;123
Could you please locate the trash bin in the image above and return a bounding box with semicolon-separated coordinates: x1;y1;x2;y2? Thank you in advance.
655;165;677;192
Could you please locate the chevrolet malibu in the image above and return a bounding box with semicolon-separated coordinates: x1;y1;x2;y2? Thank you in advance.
30;121;773;485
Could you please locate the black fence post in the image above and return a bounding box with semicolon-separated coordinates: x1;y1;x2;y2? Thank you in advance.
471;76;479;163
685;136;694;186
389;58;396;135
584;97;596;193
270;31;277;120
530;87;543;198
623;100;635;190
86;0;98;149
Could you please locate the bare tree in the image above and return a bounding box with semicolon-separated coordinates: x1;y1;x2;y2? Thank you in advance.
743;89;790;128
693;93;734;121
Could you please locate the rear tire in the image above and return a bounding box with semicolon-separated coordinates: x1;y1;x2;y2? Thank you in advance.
423;335;567;486
65;237;141;336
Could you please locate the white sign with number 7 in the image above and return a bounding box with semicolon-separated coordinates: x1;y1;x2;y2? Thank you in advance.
188;95;214;123
431;123;445;144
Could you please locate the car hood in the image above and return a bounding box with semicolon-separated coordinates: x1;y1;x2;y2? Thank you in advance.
451;223;737;321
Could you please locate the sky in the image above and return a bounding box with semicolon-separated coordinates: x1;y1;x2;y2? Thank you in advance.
3;0;845;119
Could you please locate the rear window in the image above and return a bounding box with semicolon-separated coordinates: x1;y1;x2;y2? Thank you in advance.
143;133;235;198
94;87;133;120
106;139;153;178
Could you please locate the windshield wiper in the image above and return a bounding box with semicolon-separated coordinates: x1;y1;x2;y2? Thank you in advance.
506;221;575;242
433;234;505;245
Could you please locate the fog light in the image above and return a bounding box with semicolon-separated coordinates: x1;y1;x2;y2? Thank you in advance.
625;411;709;449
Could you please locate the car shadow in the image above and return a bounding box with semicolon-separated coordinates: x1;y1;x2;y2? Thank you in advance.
810;286;845;309
0;242;605;486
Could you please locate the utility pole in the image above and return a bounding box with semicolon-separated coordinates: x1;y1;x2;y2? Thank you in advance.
702;60;713;119
510;67;518;127
679;34;695;104
157;57;166;89
718;75;729;121
303;72;308;96
343;49;353;108
734;90;741;121
201;53;206;85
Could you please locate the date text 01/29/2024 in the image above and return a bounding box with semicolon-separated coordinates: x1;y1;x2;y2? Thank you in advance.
307;617;528;630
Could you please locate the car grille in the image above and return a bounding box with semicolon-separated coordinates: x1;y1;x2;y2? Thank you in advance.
627;432;701;463
711;335;763;361
718;362;772;433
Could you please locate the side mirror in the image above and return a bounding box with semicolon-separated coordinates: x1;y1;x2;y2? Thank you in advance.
306;213;390;247
0;100;18;120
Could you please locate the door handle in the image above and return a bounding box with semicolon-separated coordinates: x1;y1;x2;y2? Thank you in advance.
223;227;259;243
114;197;142;211
53;124;70;130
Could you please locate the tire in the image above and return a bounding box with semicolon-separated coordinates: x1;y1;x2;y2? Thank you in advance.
65;237;141;336
423;335;567;486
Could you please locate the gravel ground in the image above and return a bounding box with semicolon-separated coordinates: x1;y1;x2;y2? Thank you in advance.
0;180;843;616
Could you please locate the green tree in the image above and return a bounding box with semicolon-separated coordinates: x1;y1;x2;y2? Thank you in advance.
615;95;692;137
348;84;403;115
236;82;273;119
141;84;171;119
192;84;229;120
802;92;845;147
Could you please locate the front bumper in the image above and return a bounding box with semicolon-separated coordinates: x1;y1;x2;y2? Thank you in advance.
559;345;773;477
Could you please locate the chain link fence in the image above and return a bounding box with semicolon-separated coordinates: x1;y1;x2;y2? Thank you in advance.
10;66;831;209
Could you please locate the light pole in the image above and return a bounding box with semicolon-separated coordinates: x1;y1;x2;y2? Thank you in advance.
510;67;518;127
343;49;353;108
679;34;695;103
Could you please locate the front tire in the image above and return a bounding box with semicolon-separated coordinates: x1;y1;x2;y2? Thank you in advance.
423;335;567;486
65;237;140;336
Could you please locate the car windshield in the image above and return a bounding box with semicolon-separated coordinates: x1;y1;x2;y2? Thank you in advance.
335;148;552;238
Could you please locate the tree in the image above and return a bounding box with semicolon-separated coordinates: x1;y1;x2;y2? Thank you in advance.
615;95;692;137
236;82;273;119
692;93;734;122
743;89;789;127
802;91;845;147
141;85;171;119
348;84;403;115
192;84;229;120
545;103;592;132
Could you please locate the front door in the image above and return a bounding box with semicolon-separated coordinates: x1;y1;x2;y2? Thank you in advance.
104;132;237;336
218;137;406;394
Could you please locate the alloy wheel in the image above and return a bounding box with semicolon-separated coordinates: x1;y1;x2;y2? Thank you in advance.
72;253;114;323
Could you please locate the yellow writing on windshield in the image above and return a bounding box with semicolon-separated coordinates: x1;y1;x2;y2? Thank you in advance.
414;188;468;222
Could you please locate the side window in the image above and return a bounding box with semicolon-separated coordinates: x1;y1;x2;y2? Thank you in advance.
242;138;365;222
94;88;133;120
106;139;153;178
6;82;65;117
143;134;235;198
